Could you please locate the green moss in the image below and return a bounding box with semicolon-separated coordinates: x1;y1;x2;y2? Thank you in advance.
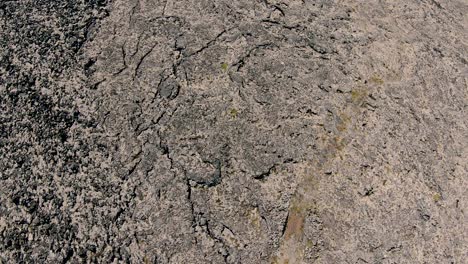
221;62;229;71
229;108;238;118
306;239;315;248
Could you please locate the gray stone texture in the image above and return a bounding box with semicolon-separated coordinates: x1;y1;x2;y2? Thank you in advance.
1;0;467;263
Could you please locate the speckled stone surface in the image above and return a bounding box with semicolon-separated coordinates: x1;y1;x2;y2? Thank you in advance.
1;1;467;263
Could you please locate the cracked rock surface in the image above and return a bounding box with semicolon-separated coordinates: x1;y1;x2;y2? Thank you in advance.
1;0;467;263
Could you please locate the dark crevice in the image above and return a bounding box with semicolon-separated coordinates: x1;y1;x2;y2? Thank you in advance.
253;164;277;180
205;222;229;263
261;19;302;30
188;29;228;57
190;159;223;187
133;43;157;80
280;211;290;238
233;43;276;71
112;43;128;76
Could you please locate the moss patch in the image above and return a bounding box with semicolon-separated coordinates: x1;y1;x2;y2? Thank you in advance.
229;108;238;118
221;62;229;71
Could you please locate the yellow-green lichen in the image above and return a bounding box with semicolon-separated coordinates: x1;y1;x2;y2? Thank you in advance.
351;88;368;104
336;112;351;132
369;75;384;85
248;207;261;229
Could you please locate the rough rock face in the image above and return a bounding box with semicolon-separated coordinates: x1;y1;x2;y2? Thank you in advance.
1;0;467;263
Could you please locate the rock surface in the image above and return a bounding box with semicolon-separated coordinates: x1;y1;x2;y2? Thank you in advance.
1;0;467;263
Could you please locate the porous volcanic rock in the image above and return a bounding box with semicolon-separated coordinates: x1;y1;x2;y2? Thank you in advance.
1;1;467;263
